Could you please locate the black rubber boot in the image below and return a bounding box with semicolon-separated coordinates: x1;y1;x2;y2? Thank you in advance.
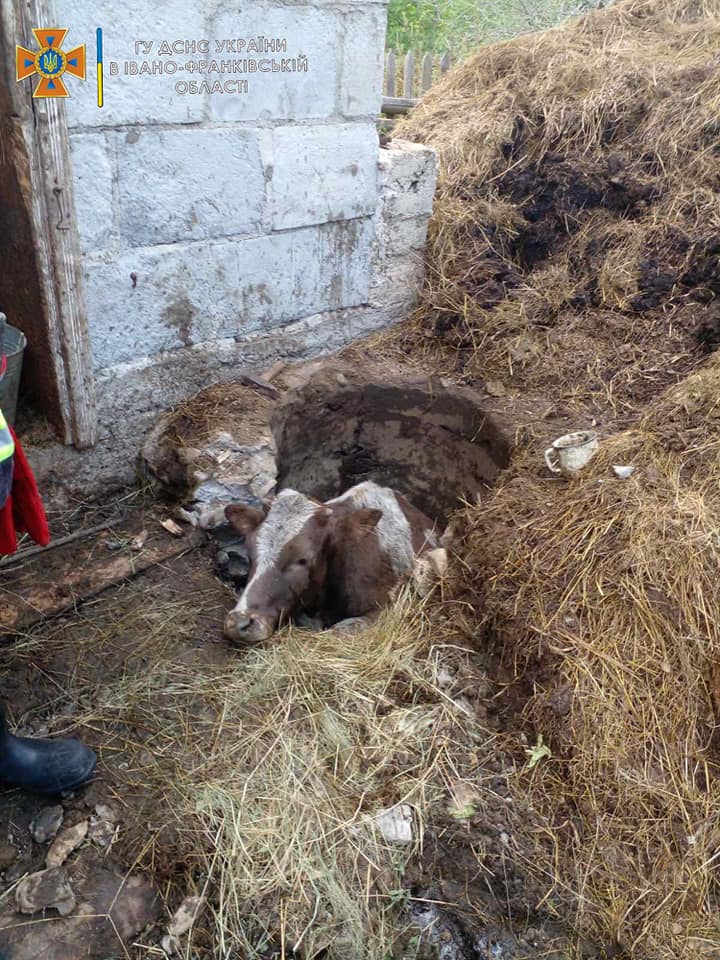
0;705;96;795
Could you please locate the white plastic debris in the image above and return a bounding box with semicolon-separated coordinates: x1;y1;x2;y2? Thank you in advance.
161;895;205;955
612;465;636;479
374;805;414;844
130;530;148;551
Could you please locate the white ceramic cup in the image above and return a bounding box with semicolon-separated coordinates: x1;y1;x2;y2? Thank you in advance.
544;430;599;477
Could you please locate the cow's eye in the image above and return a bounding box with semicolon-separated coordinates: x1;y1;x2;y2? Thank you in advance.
296;558;308;567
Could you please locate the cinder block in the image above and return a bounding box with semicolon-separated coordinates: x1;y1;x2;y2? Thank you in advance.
116;128;265;246
340;7;387;117
55;0;206;127
378;139;438;185
69;133;115;255
84;217;374;369
83;241;241;369
267;123;379;229
375;215;430;260
378;139;439;218
233;217;374;331
370;254;425;309
208;3;339;122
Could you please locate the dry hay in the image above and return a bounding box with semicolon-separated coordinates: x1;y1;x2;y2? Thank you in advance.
395;0;720;424
442;351;720;957
162;382;275;453
10;575;521;959
391;3;720;951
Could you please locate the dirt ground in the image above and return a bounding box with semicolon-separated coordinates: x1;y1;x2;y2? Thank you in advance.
0;498;233;955
0;468;616;960
4;3;717;953
0;342;650;960
5;4;719;954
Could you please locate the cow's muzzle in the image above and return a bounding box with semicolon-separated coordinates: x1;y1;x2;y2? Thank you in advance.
223;610;276;645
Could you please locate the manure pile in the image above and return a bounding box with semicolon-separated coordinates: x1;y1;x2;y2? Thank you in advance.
397;0;720;426
395;0;720;956
446;358;720;957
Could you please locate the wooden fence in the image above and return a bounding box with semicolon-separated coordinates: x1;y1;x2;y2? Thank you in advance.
381;50;452;121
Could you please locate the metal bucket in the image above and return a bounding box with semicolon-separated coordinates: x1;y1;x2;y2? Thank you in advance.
0;316;26;427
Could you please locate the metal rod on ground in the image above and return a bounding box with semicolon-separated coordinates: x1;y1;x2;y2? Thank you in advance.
0;518;125;568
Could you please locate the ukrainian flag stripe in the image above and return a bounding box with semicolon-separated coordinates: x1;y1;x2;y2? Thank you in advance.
96;28;103;108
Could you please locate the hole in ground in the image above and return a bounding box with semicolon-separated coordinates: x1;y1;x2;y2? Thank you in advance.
142;357;517;589
271;360;514;526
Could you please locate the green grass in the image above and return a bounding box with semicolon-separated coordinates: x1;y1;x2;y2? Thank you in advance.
386;0;610;56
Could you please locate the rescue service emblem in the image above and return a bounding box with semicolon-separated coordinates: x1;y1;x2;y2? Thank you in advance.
16;28;86;98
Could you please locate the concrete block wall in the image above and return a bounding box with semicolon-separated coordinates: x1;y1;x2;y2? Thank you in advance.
29;0;438;496
370;140;438;319
56;0;388;372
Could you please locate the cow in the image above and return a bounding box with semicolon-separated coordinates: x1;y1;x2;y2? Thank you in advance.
222;480;444;645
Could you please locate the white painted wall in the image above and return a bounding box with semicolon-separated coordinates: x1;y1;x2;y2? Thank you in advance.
55;0;389;371
28;0;437;495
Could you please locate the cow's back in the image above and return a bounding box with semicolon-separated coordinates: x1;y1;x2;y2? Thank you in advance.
394;490;440;557
324;482;438;620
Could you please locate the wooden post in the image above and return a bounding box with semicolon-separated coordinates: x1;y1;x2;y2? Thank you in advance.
403;50;415;100
1;0;97;447
420;53;433;94
32;93;97;448
421;53;433;93
440;51;451;78
385;51;396;98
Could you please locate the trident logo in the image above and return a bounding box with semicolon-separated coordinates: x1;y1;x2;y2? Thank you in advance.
16;29;86;98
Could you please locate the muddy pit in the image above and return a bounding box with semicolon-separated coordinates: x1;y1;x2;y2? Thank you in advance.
142;357;515;589
272;361;513;526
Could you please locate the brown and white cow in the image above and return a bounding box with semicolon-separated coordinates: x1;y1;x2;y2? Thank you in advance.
222;480;442;645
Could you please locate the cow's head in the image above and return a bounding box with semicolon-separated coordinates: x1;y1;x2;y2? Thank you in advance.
222;489;382;645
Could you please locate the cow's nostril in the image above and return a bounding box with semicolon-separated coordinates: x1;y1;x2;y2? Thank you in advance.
225;611;275;644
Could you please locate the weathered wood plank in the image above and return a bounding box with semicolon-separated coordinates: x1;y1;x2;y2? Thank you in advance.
382;96;418;116
385;50;396;97
0;527;205;635
34;94;97;448
403;50;415;99
2;0;98;448
421;53;433;93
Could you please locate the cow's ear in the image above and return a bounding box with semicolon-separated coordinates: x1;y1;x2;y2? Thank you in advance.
225;504;265;537
350;507;383;538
